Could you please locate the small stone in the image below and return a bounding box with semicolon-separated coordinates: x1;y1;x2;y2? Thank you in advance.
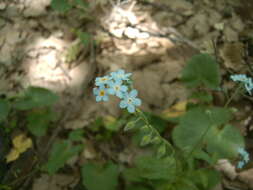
124;27;140;39
0;3;6;10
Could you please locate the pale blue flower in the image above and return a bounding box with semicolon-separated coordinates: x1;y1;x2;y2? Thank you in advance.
108;80;128;98
237;147;250;169
237;161;245;169
110;69;132;82
230;74;253;95
119;89;141;113
231;74;249;83
95;75;111;86
93;86;109;102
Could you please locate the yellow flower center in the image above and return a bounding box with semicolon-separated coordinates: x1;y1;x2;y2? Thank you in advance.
99;90;105;96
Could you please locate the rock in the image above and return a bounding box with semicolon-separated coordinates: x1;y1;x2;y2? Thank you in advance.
224;26;238;42
238;168;253;189
0;3;6;10
23;0;51;17
133;69;164;107
216;159;237;180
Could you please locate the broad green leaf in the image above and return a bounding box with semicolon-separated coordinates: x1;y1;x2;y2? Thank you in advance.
81;162;119;190
123;168;143;183
172;107;232;150
27;109;55;136
68;129;84;142
14;87;58;110
51;0;71;12
134;156;176;181
175;179;199;190
126;185;150;190
0;100;10;121
189;169;220;190
206;124;244;158
182;53;220;89
43;140;83;175
190;91;213;103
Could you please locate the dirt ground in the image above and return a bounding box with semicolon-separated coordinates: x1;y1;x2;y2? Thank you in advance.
1;0;253;189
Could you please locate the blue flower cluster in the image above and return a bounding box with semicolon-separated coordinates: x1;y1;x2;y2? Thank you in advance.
93;69;141;113
237;147;250;169
230;74;253;95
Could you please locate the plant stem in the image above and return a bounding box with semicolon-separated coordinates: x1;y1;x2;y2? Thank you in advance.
224;84;243;108
135;109;174;155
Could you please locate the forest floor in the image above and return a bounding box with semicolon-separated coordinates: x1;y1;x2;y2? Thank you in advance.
1;0;253;189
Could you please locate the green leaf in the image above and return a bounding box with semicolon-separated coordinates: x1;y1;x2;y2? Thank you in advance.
172;107;232;150
14;87;59;110
176;179;199;190
51;0;72;13
43;140;83;175
157;143;166;158
0;99;10;122
190;91;213;103
126;185;150;190
81;162;119;190
68;129;84;142
124;121;136;131
189;169;220;190
27;109;55;136
134;156;176;181
182;53;220;89
140;134;152;146
77;31;91;47
206;124;244;158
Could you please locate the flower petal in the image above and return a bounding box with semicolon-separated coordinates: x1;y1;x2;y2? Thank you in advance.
133;98;141;106
130;89;138;97
121;85;128;92
108;88;115;95
103;95;109;101
119;100;127;108
93;88;98;95
127;105;135;113
96;96;102;102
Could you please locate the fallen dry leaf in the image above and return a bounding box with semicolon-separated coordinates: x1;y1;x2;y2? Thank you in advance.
6;134;33;163
162;101;188;118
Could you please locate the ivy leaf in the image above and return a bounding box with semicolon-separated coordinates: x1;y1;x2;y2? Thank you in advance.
51;0;72;13
43;140;83;175
81;162;119;190
0;99;10;122
182;53;220;89
14;87;58;110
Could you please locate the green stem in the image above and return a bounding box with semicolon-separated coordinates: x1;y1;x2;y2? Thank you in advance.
224;84;243;108
135;108;174;155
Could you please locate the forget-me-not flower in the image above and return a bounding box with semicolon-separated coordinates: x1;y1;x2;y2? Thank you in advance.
110;69;132;82
119;89;141;113
93;86;109;102
95;75;111;87
108;80;128;98
230;74;253;95
237;147;250;169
